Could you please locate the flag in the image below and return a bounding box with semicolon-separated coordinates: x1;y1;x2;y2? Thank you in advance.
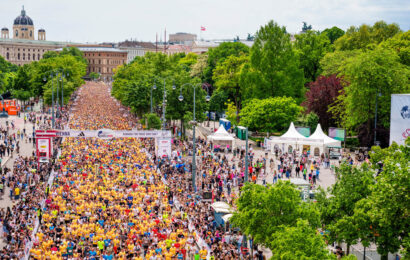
201;26;206;31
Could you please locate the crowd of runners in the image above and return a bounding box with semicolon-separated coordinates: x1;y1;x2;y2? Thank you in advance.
0;81;337;259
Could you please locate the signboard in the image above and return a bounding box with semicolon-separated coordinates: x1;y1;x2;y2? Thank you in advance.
328;127;346;141
156;138;172;158
36;138;51;160
296;127;310;137
390;94;410;145
40;129;172;139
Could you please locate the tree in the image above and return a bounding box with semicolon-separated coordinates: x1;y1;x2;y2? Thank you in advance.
353;140;410;259
302;75;344;129
244;20;305;100
89;72;100;80
331;48;410;146
380;30;410;66
334;21;401;51
212;54;249;121
208;89;228;114
12;64;32;101
316;163;375;255
294;30;331;82
203;42;249;85
320;50;361;76
239;97;302;132
230;182;320;247
270;220;336;260
42;51;59;59
59;47;88;64
224;101;238;125
295;112;319;133
322;26;345;44
144;113;161;129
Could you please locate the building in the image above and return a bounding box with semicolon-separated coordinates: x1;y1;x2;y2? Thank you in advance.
68;47;127;81
118;40;157;63
165;44;191;55
0;7;68;66
169;33;197;44
191;41;220;54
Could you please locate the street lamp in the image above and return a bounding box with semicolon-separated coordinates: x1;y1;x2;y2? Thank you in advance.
245;127;249;182
154;77;176;130
151;83;157;113
43;72;56;128
178;82;211;192
59;71;69;115
374;89;382;146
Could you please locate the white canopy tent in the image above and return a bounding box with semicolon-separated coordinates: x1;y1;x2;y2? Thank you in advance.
308;124;342;147
267;122;320;155
207;125;235;149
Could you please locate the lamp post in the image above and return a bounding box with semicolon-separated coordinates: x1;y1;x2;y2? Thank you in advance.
154;77;175;130
245;127;249;182
43;72;56;128
178;83;211;192
374;89;382;146
150;84;157;113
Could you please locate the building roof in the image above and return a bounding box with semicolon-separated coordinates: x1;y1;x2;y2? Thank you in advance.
2;28;8;31
57;47;127;53
38;29;45;32
118;40;156;49
192;41;220;48
14;7;33;26
0;38;68;46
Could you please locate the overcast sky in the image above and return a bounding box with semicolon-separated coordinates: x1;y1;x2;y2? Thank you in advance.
1;0;409;43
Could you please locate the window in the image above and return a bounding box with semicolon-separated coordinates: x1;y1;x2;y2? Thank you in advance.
18;53;20;60
6;53;9;59
28;54;30;60
23;53;25;60
30;31;32;37
15;30;18;37
38;54;40;60
33;54;35;60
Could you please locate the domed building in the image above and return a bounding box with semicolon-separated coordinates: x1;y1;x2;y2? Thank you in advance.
0;6;67;66
13;6;35;40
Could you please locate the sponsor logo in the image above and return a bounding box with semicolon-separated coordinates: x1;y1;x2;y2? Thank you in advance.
401;106;410;119
57;131;70;137
97;130;114;139
78;132;85;137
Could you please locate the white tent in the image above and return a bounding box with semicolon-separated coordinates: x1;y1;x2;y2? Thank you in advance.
267;123;342;157
207;125;235;149
281;122;307;139
267;122;320;155
308;124;342;147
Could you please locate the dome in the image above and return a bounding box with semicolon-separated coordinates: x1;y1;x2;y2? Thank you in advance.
14;8;33;26
1;27;8;31
38;29;45;32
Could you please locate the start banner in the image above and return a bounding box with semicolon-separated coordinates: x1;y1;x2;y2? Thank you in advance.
52;129;172;139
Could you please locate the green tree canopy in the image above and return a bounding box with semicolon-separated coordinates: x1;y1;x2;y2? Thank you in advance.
243;20;305;100
270;220;336;260
239;97;302;132
203;42;250;85
353;140;410;259
212;54;249;121
330;48;410;142
322;26;345;44
379;30;410;66
316;163;375;255
231;181;320;247
294;30;331;82
334;21;401;51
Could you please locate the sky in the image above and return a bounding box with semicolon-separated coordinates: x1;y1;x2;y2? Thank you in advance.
0;0;409;43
